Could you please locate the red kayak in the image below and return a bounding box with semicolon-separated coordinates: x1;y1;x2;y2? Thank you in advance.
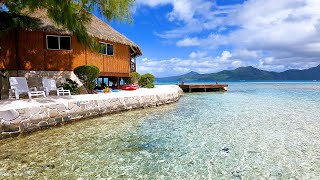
121;85;137;91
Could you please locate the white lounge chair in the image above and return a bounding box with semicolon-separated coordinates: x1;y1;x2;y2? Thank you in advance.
42;78;71;96
9;77;46;99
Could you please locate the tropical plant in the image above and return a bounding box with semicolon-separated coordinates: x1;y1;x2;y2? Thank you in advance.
102;87;112;93
0;0;134;49
138;73;155;88
143;82;155;88
100;82;107;89
0;68;8;78
74;65;99;93
124;72;140;85
61;78;80;95
130;72;141;84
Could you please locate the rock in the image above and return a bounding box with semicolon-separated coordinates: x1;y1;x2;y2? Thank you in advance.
29;114;43;124
69;104;80;114
222;147;230;153
2;124;20;132
49;110;59;118
9;117;23;125
0;110;20;121
47;118;57;126
24;124;38;132
57;104;66;113
39;106;45;114
19;108;31;120
17;109;25;114
49;104;58;109
42;112;50;120
63;116;71;122
30;107;40;115
1;131;20;139
55;117;63;124
42;164;55;169
38;121;48;128
80;103;86;111
67;102;76;110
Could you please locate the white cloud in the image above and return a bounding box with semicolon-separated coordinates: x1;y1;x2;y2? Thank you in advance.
137;0;220;38
220;51;232;61
135;0;172;7
137;51;242;77
232;60;243;68
136;0;320;75
136;0;215;23
177;34;227;48
176;37;201;46
189;51;208;59
233;49;259;59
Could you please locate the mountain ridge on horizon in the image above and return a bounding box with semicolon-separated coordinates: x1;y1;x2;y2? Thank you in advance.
157;64;320;81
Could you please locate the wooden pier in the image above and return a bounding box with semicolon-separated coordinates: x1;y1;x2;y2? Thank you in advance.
179;84;228;93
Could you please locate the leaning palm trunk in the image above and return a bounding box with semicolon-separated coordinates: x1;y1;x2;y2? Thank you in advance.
0;69;9;100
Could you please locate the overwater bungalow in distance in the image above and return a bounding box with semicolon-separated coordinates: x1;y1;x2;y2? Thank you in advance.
0;9;142;93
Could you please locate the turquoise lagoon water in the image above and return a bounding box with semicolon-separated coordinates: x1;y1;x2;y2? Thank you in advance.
1;82;320;179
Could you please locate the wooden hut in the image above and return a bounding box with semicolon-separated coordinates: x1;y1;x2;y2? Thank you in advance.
0;9;142;91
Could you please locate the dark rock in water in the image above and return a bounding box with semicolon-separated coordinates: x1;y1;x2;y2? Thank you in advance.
232;170;243;179
42;164;55;169
222;147;230;153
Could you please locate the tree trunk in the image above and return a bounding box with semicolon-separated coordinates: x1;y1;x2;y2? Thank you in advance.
0;77;2;100
0;76;9;100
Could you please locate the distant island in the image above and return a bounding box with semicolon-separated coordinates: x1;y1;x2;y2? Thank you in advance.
157;64;320;81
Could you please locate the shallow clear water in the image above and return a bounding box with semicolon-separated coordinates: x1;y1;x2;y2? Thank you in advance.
1;82;320;179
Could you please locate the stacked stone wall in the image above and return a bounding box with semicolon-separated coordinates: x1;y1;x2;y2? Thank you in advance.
0;85;183;139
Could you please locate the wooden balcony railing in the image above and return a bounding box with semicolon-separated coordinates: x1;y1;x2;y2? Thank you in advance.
130;61;136;72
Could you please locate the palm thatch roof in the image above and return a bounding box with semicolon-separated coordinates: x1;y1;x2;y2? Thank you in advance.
24;9;142;56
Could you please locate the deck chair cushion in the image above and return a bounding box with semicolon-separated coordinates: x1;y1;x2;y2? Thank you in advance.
9;77;29;94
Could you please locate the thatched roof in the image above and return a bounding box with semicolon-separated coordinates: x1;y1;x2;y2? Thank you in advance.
24;9;142;56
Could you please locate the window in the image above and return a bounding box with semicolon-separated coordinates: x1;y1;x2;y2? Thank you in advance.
99;42;113;55
47;35;71;50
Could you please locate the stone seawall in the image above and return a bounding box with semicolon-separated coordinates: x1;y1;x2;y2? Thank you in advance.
0;85;183;140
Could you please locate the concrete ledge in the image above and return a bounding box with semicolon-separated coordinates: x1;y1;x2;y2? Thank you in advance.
0;85;183;139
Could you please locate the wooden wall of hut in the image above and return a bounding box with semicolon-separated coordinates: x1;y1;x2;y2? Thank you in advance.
0;30;131;77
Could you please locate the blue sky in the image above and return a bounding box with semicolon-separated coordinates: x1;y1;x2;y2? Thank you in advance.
98;0;320;77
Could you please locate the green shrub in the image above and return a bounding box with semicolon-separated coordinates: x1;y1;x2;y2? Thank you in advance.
139;73;155;88
74;65;100;93
144;83;155;88
61;78;80;94
124;72;141;85
130;72;141;84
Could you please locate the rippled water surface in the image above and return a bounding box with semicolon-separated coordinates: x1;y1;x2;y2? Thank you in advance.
1;82;320;179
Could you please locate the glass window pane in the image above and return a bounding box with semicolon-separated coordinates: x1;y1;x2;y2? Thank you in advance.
99;43;107;54
60;36;71;50
47;36;59;49
107;44;113;55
